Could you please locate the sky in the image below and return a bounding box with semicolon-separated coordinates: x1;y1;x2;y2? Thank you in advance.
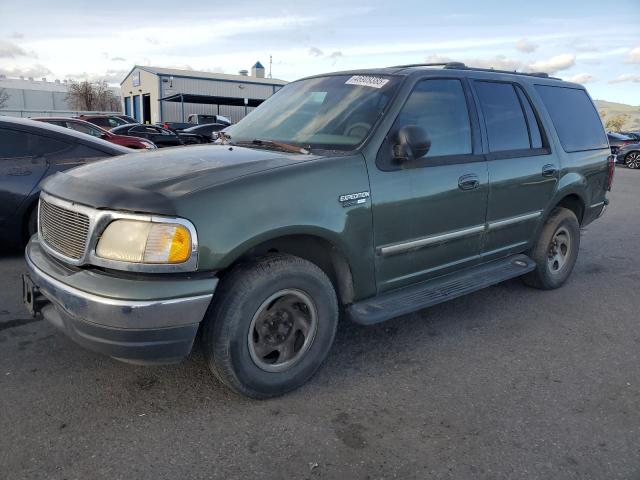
1;0;639;104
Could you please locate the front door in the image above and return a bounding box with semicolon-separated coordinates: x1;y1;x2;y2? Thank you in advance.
470;80;559;259
370;77;489;292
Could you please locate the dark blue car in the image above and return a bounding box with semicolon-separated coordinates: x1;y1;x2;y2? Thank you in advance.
0;116;129;246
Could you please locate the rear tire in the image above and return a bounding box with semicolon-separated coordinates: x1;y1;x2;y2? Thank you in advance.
522;207;580;290
202;254;339;399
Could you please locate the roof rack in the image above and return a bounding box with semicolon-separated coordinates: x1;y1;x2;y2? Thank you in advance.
391;62;467;69
391;62;558;80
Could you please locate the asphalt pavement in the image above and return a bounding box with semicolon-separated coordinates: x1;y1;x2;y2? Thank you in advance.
1;167;639;480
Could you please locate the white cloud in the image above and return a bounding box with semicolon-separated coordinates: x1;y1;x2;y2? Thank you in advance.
516;38;538;53
527;53;575;74
565;73;595;84
626;46;640;64
0;40;34;58
423;52;577;76
609;74;640;84
425;53;453;63
0;64;52;78
466;55;523;71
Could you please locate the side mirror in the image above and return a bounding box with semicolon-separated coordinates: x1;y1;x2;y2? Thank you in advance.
393;125;431;162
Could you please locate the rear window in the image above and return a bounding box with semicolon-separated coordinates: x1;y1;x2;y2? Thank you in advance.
534;85;608;152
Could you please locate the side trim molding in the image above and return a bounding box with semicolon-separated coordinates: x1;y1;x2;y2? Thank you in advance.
377;225;485;257
377;210;543;257
486;210;542;231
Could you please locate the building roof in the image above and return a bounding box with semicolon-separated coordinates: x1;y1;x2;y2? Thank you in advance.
0;77;69;92
122;65;286;86
253;61;264;69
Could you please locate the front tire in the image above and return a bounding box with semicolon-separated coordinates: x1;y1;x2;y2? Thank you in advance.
522;207;580;290
202;254;339;399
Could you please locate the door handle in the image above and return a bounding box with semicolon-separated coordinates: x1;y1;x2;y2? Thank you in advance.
542;164;558;177
458;174;479;191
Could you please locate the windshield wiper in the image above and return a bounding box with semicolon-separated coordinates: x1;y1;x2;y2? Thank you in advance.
237;138;310;155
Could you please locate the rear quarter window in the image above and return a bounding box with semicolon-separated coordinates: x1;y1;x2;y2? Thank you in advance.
534;85;608;152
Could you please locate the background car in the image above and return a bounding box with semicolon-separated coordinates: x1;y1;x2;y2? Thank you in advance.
34;117;156;150
607;132;635;154
620;131;640;141
160;114;232;133
615;142;640;169
110;123;189;147
0;116;129;246
76;114;134;129
181;123;228;143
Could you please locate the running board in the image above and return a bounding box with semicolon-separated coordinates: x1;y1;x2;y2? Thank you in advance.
347;254;536;325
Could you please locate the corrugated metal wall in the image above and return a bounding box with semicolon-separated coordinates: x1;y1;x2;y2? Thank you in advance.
1;88;69;111
163;76;277;100
161;102;257;123
159;76;280;123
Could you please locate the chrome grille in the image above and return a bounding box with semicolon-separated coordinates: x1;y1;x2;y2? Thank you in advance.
39;198;90;260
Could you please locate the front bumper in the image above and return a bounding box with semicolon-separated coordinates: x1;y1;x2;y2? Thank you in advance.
24;237;217;364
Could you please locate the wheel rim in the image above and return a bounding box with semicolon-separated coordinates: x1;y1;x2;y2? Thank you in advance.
547;226;571;274
625;152;640;169
248;289;318;373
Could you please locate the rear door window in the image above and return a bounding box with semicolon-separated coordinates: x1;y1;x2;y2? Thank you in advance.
475;82;530;152
534;85;608;152
0;128;69;158
515;86;543;149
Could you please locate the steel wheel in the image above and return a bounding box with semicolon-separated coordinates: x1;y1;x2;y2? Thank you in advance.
625;151;640;169
248;289;318;373
547;226;571;274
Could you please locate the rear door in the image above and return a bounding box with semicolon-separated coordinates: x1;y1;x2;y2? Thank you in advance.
471;80;558;260
370;77;489;292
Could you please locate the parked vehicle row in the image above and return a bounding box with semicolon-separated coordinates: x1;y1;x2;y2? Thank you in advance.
34;117;156;150
21;63;614;398
39;113;231;148
159;114;231;133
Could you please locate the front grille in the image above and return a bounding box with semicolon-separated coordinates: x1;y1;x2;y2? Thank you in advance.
39;198;90;260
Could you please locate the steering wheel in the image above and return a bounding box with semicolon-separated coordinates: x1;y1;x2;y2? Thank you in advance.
344;122;372;140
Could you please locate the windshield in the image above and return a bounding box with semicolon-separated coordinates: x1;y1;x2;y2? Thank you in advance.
225;74;400;150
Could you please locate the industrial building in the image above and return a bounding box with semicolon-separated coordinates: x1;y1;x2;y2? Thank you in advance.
119;62;287;125
0;76;121;118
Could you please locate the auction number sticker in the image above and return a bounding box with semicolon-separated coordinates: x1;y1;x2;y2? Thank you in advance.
345;75;389;89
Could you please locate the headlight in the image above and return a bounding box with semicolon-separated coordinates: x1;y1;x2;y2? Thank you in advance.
96;220;192;264
142;141;157;149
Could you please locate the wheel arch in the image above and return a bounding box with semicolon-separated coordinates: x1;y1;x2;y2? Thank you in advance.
220;232;356;306
554;193;585;225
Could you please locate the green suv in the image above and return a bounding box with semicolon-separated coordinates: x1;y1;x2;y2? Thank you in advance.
23;63;613;398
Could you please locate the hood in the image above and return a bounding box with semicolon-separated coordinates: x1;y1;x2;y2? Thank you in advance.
42;144;319;215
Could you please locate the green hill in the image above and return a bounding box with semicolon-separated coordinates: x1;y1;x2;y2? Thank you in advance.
595;100;640;132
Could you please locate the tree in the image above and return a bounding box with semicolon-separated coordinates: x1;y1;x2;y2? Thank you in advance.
604;114;628;133
65;80;120;112
0;88;9;109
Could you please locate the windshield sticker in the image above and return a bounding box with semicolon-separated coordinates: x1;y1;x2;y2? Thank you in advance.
345;75;389;89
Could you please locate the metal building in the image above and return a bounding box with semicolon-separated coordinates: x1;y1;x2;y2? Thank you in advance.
0;76;121;118
119;63;287;125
